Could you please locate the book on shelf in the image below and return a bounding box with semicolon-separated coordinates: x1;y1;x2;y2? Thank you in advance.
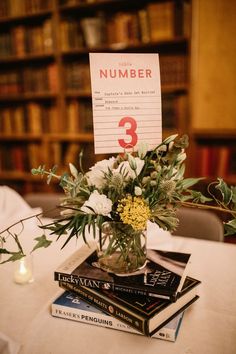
182;0;191;38
79;101;93;132
12;146;25;171
0;0;51;18
59;276;200;337
162;93;187;129
54;243;191;301
81;16;106;48
0;70;21;95
197;145;234;179
12;25;25;57
51;289;184;341
49;142;62;166
147;1;175;41
20;64;57;94
1;108;13;134
0;143;29;172
47;63;58;93
228;147;236;177
111;11;139;46
138;9;151;44
28;143;41;169
4;20;54;58
66;100;81;133
66;99;93;133
12;106;26;134
41;104;57;133
60;19;84;51
27;103;42;134
42;19;54;53
216;146;230;178
65;62;90;92
159;55;188;88
64;143;81;166
0;104;58;135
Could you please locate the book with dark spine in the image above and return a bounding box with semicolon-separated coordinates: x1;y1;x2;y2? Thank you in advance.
54;243;191;301
59;276;200;336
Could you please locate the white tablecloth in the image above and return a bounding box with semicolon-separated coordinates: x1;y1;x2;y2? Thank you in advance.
1;220;236;354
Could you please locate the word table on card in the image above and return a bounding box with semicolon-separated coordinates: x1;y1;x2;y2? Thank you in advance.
89;53;162;154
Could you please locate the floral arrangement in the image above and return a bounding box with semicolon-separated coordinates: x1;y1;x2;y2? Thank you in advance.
0;134;236;266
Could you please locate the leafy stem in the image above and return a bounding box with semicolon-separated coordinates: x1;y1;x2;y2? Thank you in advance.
31;166;76;188
180;201;236;216
0;212;43;236
0;210;53;264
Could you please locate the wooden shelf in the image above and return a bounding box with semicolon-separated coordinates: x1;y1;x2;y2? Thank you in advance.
61;37;188;58
0;0;192;193
47;133;94;142
65;91;91;98
59;0;152;13
0;92;57;102
0;9;53;24
0;53;54;65
0;134;43;141
0;171;38;181
192;129;236;140
0;133;94;142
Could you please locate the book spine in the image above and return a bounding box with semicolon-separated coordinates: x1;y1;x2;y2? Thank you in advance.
51;301;142;336
55;271;173;301
51;294;180;341
51;302;122;331
59;281;148;336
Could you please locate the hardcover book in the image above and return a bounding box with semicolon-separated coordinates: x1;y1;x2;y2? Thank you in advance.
51;290;184;341
59;276;200;336
54;243;191;301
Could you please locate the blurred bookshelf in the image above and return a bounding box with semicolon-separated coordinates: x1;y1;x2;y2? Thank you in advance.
0;0;192;194
189;0;236;185
191;131;236;185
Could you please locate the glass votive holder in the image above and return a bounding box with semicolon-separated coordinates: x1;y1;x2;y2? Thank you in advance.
13;255;34;285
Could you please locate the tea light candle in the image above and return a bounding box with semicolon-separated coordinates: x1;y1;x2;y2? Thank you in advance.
14;257;33;284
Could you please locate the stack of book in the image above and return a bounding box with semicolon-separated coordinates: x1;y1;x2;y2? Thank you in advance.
51;243;201;341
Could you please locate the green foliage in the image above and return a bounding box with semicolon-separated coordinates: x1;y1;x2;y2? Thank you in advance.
215;178;233;205
181;177;204;190
224;219;236;236
31;235;53;252
186;190;212;203
1;134;236;262
0;250;24;264
151;207;179;231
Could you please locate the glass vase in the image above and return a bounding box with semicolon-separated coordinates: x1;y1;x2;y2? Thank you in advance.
97;221;147;275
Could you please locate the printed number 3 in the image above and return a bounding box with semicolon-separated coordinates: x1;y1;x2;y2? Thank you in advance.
118;116;138;148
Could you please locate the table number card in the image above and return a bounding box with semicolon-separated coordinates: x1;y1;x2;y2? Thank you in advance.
89;53;162;154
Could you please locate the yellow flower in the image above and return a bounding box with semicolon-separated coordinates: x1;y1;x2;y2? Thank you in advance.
117;195;151;230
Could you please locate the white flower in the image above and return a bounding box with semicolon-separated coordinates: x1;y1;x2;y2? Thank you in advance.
86;157;115;189
127;154;137;170
168;141;174;151
69;163;79;179
134;186;142;196
115;158;144;180
137;141;149;159
81;190;112;216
